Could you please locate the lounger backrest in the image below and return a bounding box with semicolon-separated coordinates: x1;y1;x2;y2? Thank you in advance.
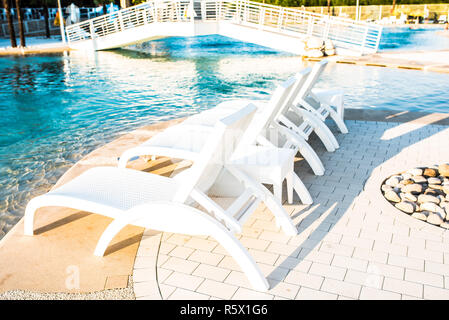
295;59;328;104
173;103;257;203
233;76;297;155
276;67;311;119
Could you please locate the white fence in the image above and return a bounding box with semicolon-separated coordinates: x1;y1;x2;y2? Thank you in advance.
66;0;383;54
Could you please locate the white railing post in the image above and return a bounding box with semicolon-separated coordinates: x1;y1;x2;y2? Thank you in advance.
277;7;284;29
143;6;148;23
89;20;95;40
307;15;313;36
360;25;368;55
258;7;265;29
118;10;124;31
201;0;206;21
218;0;222;20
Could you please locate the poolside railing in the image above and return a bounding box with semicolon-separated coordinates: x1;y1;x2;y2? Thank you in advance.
65;0;383;55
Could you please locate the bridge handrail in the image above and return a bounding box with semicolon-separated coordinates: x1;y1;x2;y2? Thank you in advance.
66;0;383;54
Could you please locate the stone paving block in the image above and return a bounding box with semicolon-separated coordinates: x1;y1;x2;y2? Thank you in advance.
159;284;176;299
321;278;362;299
383;277;423;298
373;240;408;256
340;235;374;250
388;254;424;271
158;242;176;255
164;271;205;291
231;287;274;300
168;246;195;259
187;250;224;266
157;268;173;283
284;270;324;290
184;237;219;252
344;269;383;289
359;286;401;300
367;262;404;280
168;288;211;300
166;234;192;246
248;249;279;265
332;255;368;272
192;263;231;282
408;247;444;264
309;262;347;281
319;241;355;257
196;279;239;300
266;280;300;299
266;241;301;257
298;249;334;265
274;255;312;273
423;285;449;300
161;256;199;274
405;269;444;288
134;256;157;269
295;287;338;300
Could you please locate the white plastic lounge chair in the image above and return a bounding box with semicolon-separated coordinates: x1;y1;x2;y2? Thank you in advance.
118;73;317;203
24;103;296;291
296;60;349;134
177;68;333;176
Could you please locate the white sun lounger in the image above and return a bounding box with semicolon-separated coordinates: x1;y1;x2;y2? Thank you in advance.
296;59;349;134
118;72;317;205
24;103;295;291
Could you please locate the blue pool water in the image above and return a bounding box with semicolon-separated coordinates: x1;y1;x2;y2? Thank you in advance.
1;34;449;237
379;26;449;51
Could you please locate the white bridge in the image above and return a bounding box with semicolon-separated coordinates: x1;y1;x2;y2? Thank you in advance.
66;0;383;56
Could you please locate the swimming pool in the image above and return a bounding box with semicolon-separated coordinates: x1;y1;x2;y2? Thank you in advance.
1;35;449;238
379;26;449;51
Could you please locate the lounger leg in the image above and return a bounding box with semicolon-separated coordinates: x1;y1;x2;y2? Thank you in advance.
286;137;325;176
94;206;270;291
323;104;348;134
292;173;313;205
273;182;282;203
286;173;293;205
24;198;40;236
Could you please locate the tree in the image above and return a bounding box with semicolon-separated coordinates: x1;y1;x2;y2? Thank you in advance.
42;0;50;38
15;0;25;47
2;0;16;47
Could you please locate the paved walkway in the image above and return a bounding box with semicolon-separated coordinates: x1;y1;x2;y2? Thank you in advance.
133;115;449;300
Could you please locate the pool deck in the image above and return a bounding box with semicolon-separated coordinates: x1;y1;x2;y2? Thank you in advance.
0;37;70;56
310;48;449;74
1;108;449;300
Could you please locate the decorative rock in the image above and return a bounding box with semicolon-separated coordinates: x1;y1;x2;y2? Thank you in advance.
420;202;444;216
401;179;414;185
412;175;427;184
384;190;401;203
412;211;429;221
385;176;402;187
427;177;442;185
401;184;423;194
438;164;449;177
425;188;440;196
395;201;416;214
429;184;443;190
400;192;417;202
381;184;393;192
440;221;449;229
407;168;423;176
427;212;444;226
401;173;412;180
417;194;440;204
423;168;438;177
443;185;449;195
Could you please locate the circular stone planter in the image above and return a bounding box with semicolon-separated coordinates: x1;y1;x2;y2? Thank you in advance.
380;164;449;229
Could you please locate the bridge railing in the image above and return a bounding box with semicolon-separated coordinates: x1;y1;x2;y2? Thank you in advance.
66;0;382;54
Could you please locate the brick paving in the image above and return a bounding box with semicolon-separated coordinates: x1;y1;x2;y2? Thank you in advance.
134;117;449;300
